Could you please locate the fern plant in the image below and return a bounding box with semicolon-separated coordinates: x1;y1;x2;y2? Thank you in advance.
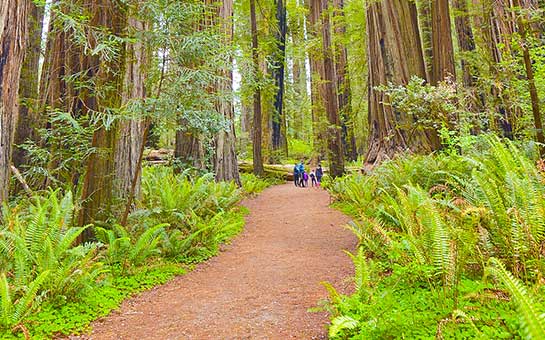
95;224;166;273
486;258;545;339
0;190;103;301
0;271;50;335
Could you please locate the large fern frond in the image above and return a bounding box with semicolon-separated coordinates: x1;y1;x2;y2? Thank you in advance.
486;258;545;339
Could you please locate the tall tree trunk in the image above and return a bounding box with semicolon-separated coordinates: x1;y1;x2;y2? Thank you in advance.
306;0;327;157
472;0;519;136
271;0;287;154
14;2;43;169
78;0;127;236
0;0;28;205
214;0;241;185
175;127;206;170
250;0;264;175
431;0;456;84
452;0;476;87
417;0;433;81
513;0;545;156
311;0;344;177
365;0;438;164
113;16;148;202
39;1;92;188
333;0;357;162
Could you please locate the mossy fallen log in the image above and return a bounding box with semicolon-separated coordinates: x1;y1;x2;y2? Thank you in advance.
238;162;293;181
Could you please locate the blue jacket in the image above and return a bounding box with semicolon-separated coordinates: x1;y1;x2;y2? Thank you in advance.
297;163;305;174
293;165;300;175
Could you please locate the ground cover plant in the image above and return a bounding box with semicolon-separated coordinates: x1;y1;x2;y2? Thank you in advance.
0;168;275;338
324;135;545;339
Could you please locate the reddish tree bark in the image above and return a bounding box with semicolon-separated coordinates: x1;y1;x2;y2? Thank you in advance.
366;0;439;164
0;0;28;204
431;0;456;84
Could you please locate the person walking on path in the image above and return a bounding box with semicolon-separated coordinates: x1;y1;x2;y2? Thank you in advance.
310;170;317;187
293;163;300;187
296;161;305;187
316;164;323;186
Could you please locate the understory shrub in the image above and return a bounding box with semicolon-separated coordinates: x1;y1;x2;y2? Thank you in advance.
325;135;545;339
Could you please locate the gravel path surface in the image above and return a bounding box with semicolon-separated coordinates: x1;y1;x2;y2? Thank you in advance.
80;183;356;339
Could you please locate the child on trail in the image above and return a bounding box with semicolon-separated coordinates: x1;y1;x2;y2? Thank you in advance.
303;172;309;187
293;163;300;187
310;170;317;187
316;163;323;186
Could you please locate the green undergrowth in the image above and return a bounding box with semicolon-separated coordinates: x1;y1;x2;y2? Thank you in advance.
323;135;545;339
0;167;275;338
240;173;283;195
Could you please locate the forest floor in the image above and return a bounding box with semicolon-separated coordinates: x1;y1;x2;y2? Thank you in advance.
75;183;356;339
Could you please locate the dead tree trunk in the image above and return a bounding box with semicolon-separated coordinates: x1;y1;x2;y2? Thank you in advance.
0;0;28;205
365;0;439;164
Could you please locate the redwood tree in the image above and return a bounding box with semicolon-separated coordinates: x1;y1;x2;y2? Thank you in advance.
0;0;28;204
316;0;344;177
78;0;129;233
271;0;287;153
14;1;44;169
365;0;439;164
333;0;357;162
250;0;264;176
431;0;456;84
214;0;241;185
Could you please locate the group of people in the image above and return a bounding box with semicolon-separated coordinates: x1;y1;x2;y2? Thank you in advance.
293;161;323;188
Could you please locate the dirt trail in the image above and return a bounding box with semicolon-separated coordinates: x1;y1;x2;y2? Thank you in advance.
83;183;356;339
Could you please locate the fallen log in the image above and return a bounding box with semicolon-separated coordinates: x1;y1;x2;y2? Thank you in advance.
238;162;293;181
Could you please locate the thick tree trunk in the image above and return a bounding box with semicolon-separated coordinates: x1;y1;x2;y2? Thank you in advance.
431;0;456;84
365;0;438;164
14;2;43;169
333;0;357;162
306;0;327;157
0;0;28;205
78;0;127;236
312;0;344;177
250;0;264;176
114;17;148;202
175;127;206;170
271;0;287;153
39;2;93;188
214;0;241;185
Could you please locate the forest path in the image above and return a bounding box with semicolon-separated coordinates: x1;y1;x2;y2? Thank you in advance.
83;183;356;339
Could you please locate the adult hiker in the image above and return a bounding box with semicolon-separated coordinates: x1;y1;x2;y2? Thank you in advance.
293;163;300;187
297;160;305;187
316;163;323;186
